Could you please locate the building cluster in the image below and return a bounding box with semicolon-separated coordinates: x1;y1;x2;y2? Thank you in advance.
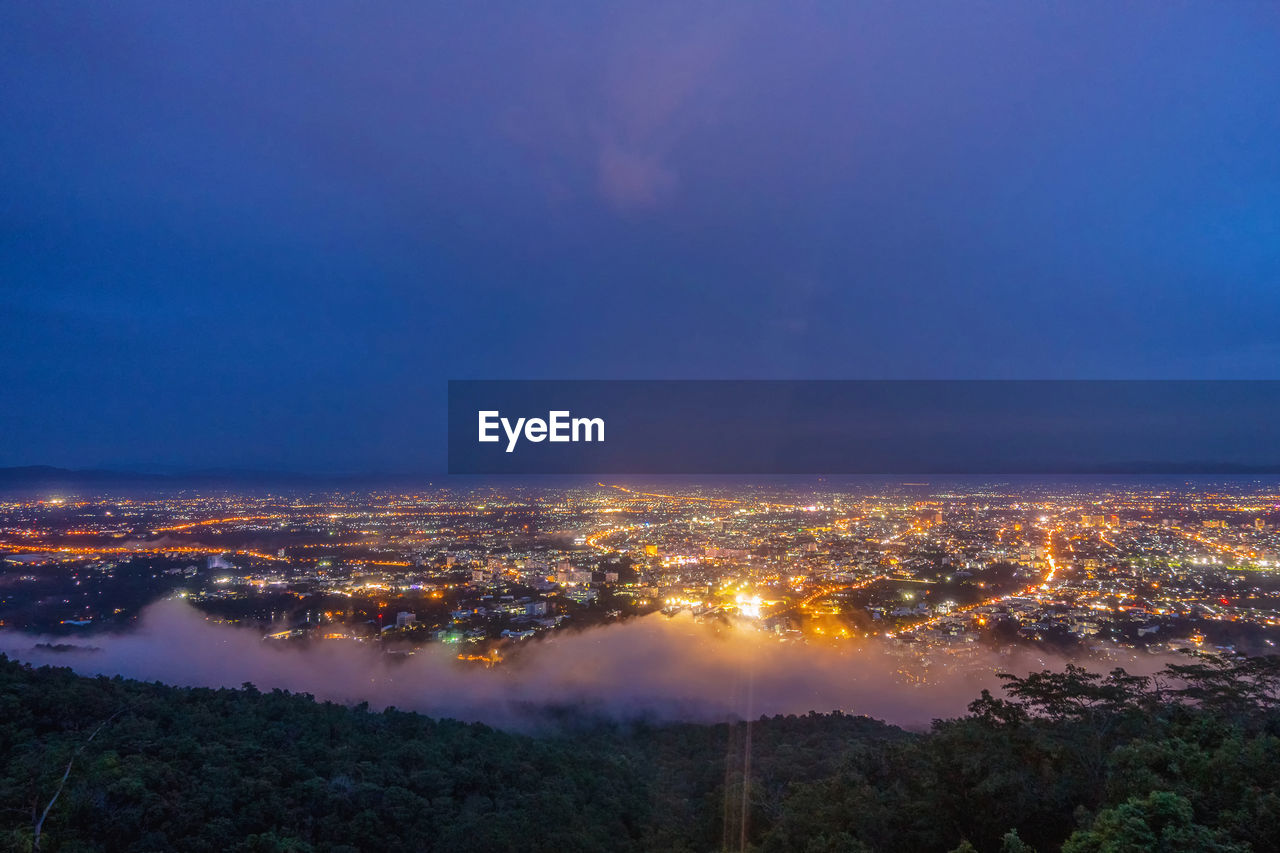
3;481;1280;670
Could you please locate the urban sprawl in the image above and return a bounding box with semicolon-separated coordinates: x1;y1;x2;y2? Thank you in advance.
4;479;1280;679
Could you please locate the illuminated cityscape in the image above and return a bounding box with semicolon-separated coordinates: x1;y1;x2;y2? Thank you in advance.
6;478;1280;678
6;0;1280;847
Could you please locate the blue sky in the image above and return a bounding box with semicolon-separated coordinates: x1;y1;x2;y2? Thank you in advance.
2;2;1279;472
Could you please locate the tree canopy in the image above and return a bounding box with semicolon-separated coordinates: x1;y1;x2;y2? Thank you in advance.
4;652;1280;852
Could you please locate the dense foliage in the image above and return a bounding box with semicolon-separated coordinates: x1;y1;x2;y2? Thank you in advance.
3;654;1280;852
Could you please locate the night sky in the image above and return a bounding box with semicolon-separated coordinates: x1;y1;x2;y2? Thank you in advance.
3;3;1279;473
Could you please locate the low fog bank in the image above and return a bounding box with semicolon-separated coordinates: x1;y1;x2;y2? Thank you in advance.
0;599;1166;730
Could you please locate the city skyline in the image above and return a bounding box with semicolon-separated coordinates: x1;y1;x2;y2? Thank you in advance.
6;477;1280;668
8;3;1280;849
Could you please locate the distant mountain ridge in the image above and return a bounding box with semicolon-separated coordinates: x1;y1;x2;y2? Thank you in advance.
0;465;406;488
3;464;1280;491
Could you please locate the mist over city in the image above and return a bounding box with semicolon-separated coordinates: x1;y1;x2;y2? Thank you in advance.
1;477;1272;728
1;597;1062;730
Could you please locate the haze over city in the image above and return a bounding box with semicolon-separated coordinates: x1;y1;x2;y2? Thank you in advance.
3;477;1278;726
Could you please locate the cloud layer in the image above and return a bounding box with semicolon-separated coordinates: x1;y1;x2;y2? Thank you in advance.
0;599;1165;730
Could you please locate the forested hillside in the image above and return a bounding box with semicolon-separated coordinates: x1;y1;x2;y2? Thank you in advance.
3;654;1280;852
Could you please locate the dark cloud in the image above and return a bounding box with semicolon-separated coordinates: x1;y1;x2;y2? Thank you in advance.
2;2;1279;470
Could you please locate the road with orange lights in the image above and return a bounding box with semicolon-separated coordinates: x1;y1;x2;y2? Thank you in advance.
894;520;1060;636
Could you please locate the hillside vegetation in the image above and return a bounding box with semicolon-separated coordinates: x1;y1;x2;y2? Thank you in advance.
3;654;1280;852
